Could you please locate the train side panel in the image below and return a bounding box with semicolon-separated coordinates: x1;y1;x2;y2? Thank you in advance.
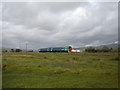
38;46;72;52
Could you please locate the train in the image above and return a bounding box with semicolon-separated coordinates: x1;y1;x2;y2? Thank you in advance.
38;46;72;52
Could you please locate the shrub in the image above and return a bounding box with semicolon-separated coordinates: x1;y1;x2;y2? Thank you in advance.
111;57;119;61
43;56;47;59
85;47;96;52
2;64;7;70
101;46;111;52
16;49;22;52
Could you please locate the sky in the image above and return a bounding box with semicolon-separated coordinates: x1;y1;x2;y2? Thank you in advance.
1;2;118;50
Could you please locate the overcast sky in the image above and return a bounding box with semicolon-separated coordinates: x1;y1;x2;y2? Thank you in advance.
1;2;118;50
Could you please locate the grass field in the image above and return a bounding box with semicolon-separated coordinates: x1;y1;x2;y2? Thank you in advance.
2;52;118;88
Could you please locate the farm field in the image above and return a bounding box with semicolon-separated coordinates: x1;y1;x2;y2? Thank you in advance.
2;52;118;88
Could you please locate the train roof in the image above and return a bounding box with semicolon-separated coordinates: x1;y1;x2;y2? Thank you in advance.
38;46;72;49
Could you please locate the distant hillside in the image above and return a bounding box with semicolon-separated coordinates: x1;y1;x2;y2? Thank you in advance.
73;43;119;50
95;43;118;49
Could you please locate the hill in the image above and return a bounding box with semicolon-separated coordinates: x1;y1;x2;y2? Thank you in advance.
73;43;119;50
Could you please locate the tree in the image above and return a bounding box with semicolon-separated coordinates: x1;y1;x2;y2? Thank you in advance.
16;49;22;52
85;47;96;52
101;45;111;52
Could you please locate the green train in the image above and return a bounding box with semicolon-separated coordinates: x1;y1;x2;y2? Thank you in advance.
38;46;72;52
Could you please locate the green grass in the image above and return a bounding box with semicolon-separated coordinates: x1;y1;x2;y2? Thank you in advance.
0;53;2;89
2;52;118;88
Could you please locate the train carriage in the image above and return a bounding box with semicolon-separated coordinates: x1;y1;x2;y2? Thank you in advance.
38;46;72;52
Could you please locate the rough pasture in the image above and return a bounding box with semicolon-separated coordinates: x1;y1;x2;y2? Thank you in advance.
2;52;118;88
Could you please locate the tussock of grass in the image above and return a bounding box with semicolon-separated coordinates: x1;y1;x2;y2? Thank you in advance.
111;57;119;61
2;64;7;71
50;67;65;74
72;69;87;74
43;56;47;59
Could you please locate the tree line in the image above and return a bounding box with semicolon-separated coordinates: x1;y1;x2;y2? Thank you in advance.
85;45;119;52
3;49;33;52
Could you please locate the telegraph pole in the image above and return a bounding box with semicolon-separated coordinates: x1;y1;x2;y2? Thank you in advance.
26;43;28;55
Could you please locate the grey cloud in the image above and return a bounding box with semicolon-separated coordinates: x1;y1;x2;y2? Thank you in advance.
2;2;118;49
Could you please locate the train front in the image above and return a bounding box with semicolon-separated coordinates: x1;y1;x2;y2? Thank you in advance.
68;46;72;52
